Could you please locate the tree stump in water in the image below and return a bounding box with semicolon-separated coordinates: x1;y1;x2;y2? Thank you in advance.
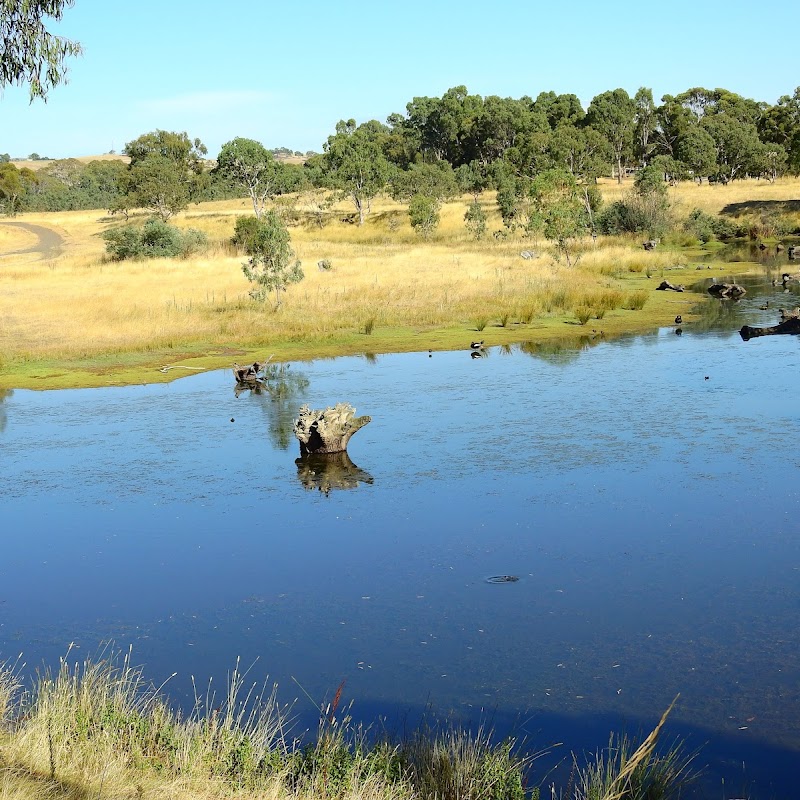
740;318;800;340
293;403;371;454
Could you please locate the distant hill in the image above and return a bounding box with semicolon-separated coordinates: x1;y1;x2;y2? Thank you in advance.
10;153;130;171
11;152;307;171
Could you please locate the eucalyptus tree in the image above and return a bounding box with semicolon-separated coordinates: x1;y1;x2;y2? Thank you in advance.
216;137;290;218
122;130;208;219
633;87;657;166
585;89;636;182
320;119;390;225
701;115;764;181
758;88;800;174
241;210;303;305
674;126;718;181
0;0;82;99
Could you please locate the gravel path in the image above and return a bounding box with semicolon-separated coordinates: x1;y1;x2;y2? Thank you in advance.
0;221;65;258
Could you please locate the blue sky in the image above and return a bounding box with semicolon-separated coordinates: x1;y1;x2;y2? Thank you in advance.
1;0;797;159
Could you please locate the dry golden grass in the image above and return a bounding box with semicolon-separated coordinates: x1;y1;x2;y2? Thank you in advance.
2;177;798;388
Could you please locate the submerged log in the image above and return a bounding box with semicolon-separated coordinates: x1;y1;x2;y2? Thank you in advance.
656;280;684;292
295;451;374;494
707;283;746;299
293;403;371;454
740;318;800;341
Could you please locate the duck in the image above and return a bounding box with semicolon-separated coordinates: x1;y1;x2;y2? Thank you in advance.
674;315;682;325
470;340;485;349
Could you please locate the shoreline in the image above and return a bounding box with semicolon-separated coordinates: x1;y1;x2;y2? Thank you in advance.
0;260;760;392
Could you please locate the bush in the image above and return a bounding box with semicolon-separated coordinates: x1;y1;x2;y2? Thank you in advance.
232;215;261;252
464;200;487;239
683;208;738;243
102;220;207;261
408;194;440;238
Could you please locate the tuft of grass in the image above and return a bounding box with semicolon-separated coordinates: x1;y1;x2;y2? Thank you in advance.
474;318;488;332
571;697;697;800
363;317;377;335
626;290;649;311
499;312;511;328
575;306;593;325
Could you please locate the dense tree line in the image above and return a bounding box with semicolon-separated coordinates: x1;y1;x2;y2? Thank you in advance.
2;84;799;223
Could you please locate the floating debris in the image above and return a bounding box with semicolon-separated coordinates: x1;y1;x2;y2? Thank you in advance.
486;575;520;584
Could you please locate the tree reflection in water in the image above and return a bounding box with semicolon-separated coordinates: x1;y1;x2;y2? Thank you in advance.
234;363;310;450
0;388;13;434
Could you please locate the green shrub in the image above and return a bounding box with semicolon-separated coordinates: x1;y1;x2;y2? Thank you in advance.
102;220;207;261
408;194;440;238
464;200;487;240
232;215;261;252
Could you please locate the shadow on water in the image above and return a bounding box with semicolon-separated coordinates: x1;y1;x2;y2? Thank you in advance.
337;697;799;800
295;451;374;495
233;363;311;450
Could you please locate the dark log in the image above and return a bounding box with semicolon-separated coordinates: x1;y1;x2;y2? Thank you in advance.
293;403;371;454
656;280;684;292
707;283;746;299
740;318;800;341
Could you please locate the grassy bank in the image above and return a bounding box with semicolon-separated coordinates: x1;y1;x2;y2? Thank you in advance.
1;178;797;390
0;650;693;800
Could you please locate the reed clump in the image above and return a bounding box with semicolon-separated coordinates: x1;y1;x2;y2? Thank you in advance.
0;651;694;800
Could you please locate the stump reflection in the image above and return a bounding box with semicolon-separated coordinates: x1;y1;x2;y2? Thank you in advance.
295;451;374;495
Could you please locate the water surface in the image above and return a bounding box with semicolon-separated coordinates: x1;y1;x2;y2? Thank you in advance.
1;269;799;797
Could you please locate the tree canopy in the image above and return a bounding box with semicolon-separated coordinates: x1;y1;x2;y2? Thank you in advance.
0;0;82;100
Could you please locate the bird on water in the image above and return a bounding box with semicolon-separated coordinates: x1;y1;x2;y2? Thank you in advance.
470;340;485;349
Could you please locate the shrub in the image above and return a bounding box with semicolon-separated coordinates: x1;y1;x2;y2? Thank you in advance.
464;200;487;240
232;215;261;252
102;220;207;260
575;306;592;325
408;194;440;238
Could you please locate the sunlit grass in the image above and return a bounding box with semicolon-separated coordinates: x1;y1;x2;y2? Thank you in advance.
3;177;799;387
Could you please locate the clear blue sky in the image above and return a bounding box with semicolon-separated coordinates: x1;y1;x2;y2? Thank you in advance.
1;0;797;159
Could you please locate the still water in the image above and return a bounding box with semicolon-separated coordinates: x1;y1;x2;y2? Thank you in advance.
1;266;799;797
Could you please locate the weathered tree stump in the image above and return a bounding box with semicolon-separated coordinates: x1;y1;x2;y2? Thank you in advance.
656;280;684;292
295;451;374;494
780;307;800;321
233;361;267;383
293;403;371;454
740;318;800;340
707;283;746;299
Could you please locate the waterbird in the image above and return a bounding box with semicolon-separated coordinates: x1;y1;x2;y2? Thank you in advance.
674;315;682;324
470;340;485;349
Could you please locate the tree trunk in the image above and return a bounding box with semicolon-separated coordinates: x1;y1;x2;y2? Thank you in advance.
293;403;371;454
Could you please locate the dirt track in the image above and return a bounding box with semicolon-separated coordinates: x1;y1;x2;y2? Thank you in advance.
0;221;64;258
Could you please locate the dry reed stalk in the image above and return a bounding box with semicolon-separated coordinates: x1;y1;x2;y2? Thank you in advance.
599;694;679;800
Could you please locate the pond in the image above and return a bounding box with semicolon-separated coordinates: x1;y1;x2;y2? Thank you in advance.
1;259;799;797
